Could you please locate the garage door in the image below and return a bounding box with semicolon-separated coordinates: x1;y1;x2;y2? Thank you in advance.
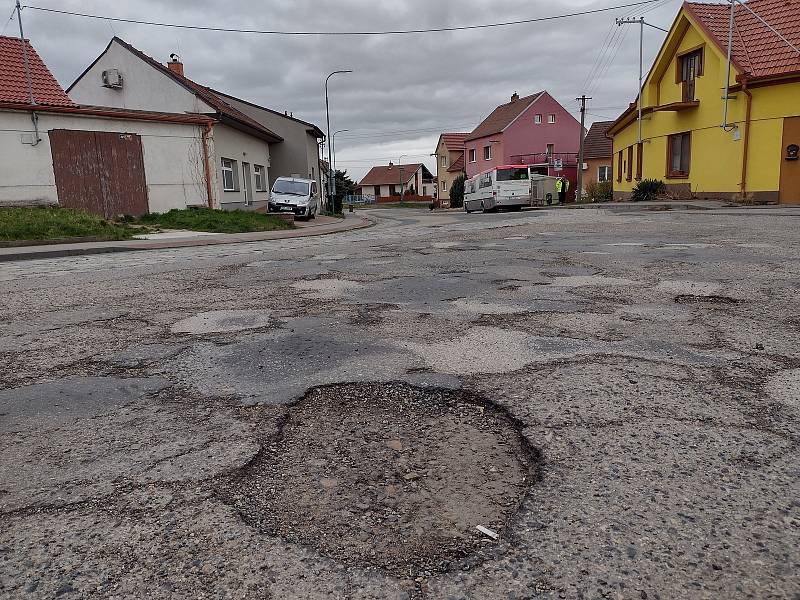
50;129;149;218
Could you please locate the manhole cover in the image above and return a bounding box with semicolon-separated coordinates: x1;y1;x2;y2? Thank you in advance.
217;382;536;575
675;294;741;305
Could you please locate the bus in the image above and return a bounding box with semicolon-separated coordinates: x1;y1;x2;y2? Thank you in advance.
463;165;533;213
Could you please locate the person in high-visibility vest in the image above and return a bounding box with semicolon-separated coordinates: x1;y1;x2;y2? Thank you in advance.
556;177;569;204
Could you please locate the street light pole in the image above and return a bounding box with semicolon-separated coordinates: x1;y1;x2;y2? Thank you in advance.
325;70;352;212
332;129;349;172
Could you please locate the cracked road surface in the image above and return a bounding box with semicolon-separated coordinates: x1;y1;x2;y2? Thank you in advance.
1;206;799;599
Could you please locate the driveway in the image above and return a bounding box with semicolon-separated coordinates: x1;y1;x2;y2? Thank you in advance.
1;207;798;599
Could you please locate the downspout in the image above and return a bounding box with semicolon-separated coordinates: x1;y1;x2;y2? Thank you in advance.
739;76;752;199
201;122;214;209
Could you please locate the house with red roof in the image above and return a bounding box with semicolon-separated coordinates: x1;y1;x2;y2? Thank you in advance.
607;0;800;203
433;132;468;205
581;121;614;194
355;162;435;200
464;91;584;201
0;35;216;216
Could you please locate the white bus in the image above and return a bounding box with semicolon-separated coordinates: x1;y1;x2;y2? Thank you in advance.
463;165;532;213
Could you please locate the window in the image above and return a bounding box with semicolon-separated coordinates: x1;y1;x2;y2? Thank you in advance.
441;180;448;191
221;158;238;191
548;114;556;124
497;168;529;181
469;148;476;163
479;173;493;188
598;166;611;182
635;143;643;181
679;48;703;101
535;114;542;124
254;165;267;192
667;132;691;177
441;155;448;167
617;151;623;183
272;179;310;195
484;145;492;160
626;146;634;181
546;143;555;156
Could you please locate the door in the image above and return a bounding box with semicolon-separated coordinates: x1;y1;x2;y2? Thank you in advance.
779;116;800;204
242;162;253;205
50;130;149;218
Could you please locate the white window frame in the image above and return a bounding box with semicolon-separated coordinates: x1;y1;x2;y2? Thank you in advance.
441;155;448;167
469;148;476;163
546;144;555;156
534;114;542;124
441;180;447;191
548;114;556;124
484;145;492;161
598;165;611;183
221;158;237;192
254;164;267;192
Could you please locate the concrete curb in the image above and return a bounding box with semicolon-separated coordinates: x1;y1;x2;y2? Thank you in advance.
0;214;376;262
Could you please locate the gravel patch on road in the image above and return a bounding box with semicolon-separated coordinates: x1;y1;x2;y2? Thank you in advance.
170;310;273;334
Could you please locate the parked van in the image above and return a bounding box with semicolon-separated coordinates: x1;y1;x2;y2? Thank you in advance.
269;176;319;220
463;165;531;213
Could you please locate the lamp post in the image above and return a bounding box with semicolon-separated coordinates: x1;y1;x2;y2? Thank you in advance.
332;129;349;172
325;70;353;212
398;154;408;204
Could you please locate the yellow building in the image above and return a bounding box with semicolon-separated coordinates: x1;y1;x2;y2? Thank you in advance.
608;0;800;204
433;133;468;205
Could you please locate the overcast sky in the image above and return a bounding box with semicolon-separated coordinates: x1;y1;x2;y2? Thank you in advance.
13;0;692;180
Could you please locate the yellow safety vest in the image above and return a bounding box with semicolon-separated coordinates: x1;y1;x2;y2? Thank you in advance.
555;179;563;192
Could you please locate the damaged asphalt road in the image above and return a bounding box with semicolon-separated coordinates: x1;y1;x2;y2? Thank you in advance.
0;206;799;599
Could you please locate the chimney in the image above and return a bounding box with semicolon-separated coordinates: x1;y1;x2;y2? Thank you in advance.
388;162;394;169
511;91;519;102
168;54;184;77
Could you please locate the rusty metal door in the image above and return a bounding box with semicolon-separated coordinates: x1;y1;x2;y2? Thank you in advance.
50;130;149;218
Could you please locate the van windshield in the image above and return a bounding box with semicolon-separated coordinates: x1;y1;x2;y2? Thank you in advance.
496;168;530;181
272;180;309;196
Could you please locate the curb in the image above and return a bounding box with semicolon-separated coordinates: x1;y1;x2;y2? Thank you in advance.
0;214;376;263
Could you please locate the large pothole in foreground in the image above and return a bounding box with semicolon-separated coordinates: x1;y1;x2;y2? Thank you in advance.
217;382;536;575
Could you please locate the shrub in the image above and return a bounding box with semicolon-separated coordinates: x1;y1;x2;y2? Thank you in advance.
585;180;613;203
449;174;466;208
631;178;667;202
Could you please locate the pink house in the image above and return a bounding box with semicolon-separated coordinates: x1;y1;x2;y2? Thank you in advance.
464;91;584;200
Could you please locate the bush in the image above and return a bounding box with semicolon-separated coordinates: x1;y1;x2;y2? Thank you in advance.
449;174;466;208
585;180;613;202
631;178;667;202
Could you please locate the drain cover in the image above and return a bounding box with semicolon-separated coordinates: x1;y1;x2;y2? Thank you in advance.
217;382;535;575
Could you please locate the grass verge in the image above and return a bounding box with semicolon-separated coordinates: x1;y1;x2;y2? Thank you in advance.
0;207;137;242
135;207;294;233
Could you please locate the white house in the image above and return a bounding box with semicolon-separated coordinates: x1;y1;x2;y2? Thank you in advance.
356;162;436;199
68;37;283;212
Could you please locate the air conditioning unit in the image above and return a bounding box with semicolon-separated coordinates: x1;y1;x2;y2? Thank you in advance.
101;69;123;89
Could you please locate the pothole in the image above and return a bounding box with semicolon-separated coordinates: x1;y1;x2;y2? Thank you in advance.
216;382;537;576
674;294;741;305
170;310;273;334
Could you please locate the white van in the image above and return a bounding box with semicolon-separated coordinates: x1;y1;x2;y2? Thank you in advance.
269;176;319;220
463;165;531;213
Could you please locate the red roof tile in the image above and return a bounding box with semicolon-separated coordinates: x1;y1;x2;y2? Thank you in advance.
439;132;469;150
447;152;465;173
359;163;423;186
0;36;75;106
465;92;543;142
583;121;614;159
685;0;800;80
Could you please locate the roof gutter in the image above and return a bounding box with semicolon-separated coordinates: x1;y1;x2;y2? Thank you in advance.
0;101;216;124
739;75;753;199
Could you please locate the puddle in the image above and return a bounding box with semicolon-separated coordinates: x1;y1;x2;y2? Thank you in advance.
216;382;536;576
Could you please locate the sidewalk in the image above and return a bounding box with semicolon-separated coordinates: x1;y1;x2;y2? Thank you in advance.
0;213;375;262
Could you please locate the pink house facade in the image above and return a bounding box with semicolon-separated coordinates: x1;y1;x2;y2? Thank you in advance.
464;91;584;200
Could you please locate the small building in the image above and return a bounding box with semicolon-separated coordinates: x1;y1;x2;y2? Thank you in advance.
464;91;584;201
68;37;284;212
434;133;468;204
607;0;800;204
208;90;326;203
356;162;435;200
581;121;614;192
0;35;214;217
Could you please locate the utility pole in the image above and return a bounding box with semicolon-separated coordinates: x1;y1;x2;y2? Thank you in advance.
575;95;591;203
324;70;352;212
15;0;40;145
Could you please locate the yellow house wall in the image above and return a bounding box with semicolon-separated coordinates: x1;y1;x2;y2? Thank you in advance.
612;9;799;199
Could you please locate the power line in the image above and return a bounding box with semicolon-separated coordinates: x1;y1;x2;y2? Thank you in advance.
0;6;16;36
23;0;664;36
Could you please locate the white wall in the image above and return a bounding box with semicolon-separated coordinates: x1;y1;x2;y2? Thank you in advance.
68;40;213;115
0;109;209;212
212;124;271;210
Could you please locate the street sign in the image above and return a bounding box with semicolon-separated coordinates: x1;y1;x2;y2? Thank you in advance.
554;158;563;171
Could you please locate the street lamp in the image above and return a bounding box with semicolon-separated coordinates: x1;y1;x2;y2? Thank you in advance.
398;154;408;204
332;129;349;172
325;70;353;212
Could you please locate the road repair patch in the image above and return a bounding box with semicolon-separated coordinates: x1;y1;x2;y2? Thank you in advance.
215;382;536;576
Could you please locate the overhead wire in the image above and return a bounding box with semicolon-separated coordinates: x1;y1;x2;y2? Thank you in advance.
22;0;664;36
1;6;16;36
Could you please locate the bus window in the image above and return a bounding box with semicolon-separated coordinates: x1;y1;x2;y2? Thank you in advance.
497;168;530;181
